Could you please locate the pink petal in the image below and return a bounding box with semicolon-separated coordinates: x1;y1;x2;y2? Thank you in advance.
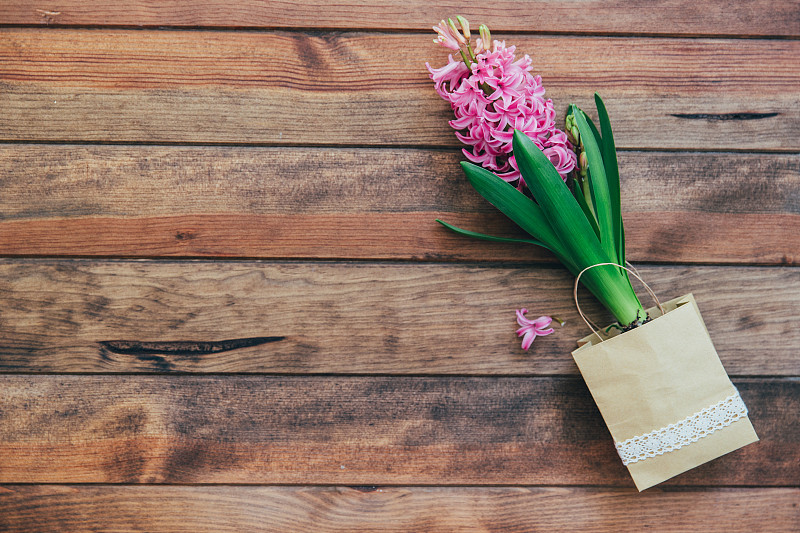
531;316;553;329
516;308;533;326
520;330;535;351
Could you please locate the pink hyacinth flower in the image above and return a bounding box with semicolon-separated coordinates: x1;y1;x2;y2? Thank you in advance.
426;55;469;94
516;309;555;351
432;20;464;51
427;38;577;188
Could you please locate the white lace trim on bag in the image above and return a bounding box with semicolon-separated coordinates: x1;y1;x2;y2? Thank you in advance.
614;392;748;466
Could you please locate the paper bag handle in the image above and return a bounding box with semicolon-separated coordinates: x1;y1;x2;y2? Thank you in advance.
573;262;665;337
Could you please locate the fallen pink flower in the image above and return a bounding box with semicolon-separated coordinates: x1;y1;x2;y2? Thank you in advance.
516;309;558;350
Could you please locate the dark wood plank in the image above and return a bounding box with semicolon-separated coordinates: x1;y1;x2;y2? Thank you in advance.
1;1;797;37
0;376;794;485
1;146;796;263
0;260;797;375
1;30;797;150
1;486;798;533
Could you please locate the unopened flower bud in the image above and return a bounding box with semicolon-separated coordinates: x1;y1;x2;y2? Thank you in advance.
570;126;580;145
479;24;491;46
448;18;467;44
579;151;588;177
456;16;471;40
564;115;576;142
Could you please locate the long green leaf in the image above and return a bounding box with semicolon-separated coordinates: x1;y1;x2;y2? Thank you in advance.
571;103;603;152
512;129;642;325
459;163;563;253
574;110;616;263
435;218;580;275
458;162;579;274
512;130;607;262
585;114;603;149
435;219;550;249
594;93;624;267
618;220;641;307
570;112;641;316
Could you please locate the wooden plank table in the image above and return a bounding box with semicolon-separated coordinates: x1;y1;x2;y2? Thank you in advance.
1;2;798;530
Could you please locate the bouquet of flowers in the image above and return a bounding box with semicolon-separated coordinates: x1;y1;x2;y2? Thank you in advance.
427;17;758;491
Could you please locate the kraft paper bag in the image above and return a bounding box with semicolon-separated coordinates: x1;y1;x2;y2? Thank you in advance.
572;294;758;491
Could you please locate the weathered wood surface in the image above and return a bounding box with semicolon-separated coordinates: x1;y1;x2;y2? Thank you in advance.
3;147;795;219
2;1;798;527
0;376;795;485
2;30;797;150
1;146;796;263
5;211;797;264
1;0;797;37
1;485;798;533
0;260;797;375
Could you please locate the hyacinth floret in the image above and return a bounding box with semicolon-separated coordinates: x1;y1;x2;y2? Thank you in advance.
426;24;576;188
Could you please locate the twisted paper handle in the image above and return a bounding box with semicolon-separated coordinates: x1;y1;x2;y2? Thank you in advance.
573;262;665;337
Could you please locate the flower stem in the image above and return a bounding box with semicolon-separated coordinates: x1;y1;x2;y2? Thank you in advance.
459;48;472;69
580;177;597;220
467;43;477;63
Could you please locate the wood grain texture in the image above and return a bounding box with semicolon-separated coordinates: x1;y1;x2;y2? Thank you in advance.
1;146;797;263
0;376;795;485
4;212;798;264
1;30;798;150
1;260;797;375
2;0;798;37
1;486;798;533
1;1;796;527
3;146;797;217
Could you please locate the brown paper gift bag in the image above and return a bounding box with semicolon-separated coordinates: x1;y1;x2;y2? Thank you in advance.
572;293;758;491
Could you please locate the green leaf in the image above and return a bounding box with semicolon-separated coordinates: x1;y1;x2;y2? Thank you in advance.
511;130;607;266
585;113;603;150
459;163;562;252
618;220;642;308
435;219;550;249
573;110;617;264
572;182;601;240
458;162;579;274
594;93;624;268
512;129;642;325
571;103;603;148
